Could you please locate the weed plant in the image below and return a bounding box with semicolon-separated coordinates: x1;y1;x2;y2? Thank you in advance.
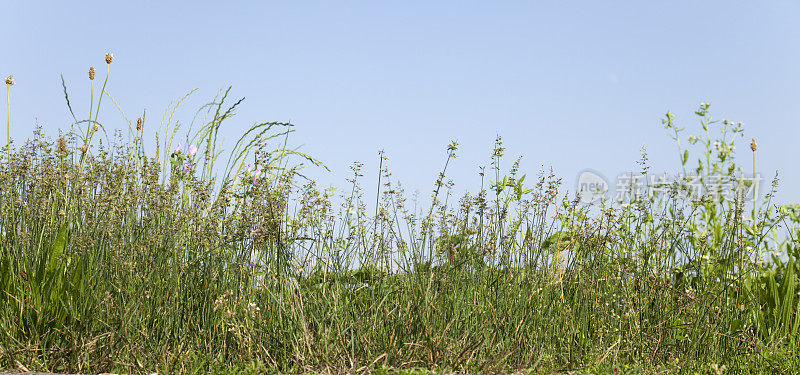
0;57;798;374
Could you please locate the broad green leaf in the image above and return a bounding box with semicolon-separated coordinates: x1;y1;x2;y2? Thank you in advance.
49;221;69;275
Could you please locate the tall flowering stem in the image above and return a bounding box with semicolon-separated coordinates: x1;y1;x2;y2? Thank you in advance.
80;53;113;172
5;75;12;169
5;75;14;237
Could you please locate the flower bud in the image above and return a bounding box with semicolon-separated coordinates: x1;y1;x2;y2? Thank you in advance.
750;139;757;152
89;67;96;80
93;124;99;132
136;117;143;131
5;75;13;85
105;53;114;64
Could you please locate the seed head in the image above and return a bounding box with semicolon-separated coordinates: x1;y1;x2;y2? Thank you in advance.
58;136;68;153
89;67;96;80
93;124;99;132
136;117;143;131
105;53;114;64
80;145;87;153
750;139;757;152
5;75;13;85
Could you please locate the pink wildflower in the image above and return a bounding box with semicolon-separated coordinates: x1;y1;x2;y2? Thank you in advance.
246;164;262;185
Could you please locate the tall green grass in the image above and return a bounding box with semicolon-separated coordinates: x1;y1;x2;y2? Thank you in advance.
0;57;798;374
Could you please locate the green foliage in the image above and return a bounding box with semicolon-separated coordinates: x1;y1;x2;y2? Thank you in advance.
0;61;797;374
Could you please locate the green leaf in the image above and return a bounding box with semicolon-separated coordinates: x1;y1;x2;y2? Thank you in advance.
542;231;568;251
729;318;743;334
780;258;796;335
674;318;687;341
49;221;70;275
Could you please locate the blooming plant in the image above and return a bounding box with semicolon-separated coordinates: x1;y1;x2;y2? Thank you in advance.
171;143;198;177
246;163;263;185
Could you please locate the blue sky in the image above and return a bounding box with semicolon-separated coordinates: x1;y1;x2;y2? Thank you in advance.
2;1;799;203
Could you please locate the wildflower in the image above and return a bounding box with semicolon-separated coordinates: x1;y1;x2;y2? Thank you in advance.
175;144;182;154
187;144;198;157
5;75;13;85
89;67;95;80
247;164;262;185
93;124;99;132
105;52;114;64
750;138;757;152
181;162;192;173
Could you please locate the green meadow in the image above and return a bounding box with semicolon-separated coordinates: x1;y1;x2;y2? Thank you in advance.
1;57;798;374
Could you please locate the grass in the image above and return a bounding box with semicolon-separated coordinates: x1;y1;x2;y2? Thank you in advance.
0;56;798;374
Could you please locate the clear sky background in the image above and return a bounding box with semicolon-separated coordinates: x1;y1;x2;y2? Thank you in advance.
2;1;799;204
